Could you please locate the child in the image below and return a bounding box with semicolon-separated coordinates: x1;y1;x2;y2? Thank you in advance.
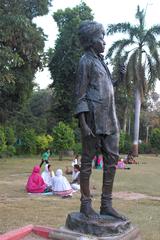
40;149;51;167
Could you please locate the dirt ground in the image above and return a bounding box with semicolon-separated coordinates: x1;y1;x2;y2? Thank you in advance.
113;191;160;201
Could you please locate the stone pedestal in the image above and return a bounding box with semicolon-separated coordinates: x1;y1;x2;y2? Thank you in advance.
66;212;131;237
49;212;141;240
49;226;141;240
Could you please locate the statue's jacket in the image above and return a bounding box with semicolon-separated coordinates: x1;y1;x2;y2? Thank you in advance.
75;49;119;135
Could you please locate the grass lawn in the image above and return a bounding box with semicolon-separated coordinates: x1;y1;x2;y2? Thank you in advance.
0;154;159;239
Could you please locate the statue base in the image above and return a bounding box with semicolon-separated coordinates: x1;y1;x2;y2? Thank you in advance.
49;212;141;239
49;227;141;240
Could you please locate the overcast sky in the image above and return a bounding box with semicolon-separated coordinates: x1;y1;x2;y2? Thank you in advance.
34;0;160;92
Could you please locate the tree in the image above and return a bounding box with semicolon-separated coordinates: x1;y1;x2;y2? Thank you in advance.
49;2;93;123
52;122;75;160
7;89;54;136
0;1;52;123
150;128;160;154
106;6;160;156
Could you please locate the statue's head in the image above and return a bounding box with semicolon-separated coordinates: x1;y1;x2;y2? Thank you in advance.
78;20;105;50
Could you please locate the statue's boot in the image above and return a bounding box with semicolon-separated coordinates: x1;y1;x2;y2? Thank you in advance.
100;164;126;221
80;178;99;219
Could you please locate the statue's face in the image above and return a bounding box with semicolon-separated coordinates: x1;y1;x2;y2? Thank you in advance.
92;32;106;54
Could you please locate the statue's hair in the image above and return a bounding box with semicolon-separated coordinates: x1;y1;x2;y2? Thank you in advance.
78;20;105;50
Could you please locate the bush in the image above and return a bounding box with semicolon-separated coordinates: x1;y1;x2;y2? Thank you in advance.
4;126;16;145
73;142;82;155
18;129;37;154
52;122;75;160
139;142;152;154
150;128;160;153
36;134;53;153
119;131;132;154
0;127;7;155
1;145;16;157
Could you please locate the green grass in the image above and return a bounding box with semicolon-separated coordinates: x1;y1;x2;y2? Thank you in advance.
0;154;160;239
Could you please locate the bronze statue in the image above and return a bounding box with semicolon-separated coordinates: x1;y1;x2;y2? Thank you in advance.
75;20;125;220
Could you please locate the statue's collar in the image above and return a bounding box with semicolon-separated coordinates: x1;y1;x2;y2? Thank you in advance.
87;48;104;61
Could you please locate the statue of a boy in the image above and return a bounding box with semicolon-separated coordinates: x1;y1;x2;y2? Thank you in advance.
75;20;125;220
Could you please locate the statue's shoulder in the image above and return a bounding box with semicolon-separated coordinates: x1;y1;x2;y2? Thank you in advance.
79;51;94;65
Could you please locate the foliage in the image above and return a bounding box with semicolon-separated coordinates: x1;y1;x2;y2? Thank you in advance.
72;142;82;155
36;134;53;153
0;1;51;123
0;1;52;20
6;89;54;137
138;142;152;154
3;145;16;157
52;122;75;159
119;131;132;153
106;5;160;155
4;126;16;145
49;2;93;123
150;128;160;153
17;129;37;154
0;127;7;154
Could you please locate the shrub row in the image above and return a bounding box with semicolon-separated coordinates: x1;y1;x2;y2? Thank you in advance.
0;125;160;157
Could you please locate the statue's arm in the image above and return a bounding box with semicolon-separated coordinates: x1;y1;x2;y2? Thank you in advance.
78;112;95;137
75;59;95;137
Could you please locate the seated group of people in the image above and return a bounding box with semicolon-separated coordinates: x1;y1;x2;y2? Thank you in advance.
26;163;80;198
116;159;131;170
123;151;138;164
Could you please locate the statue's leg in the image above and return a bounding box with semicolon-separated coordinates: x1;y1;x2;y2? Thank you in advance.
80;135;99;218
100;134;126;220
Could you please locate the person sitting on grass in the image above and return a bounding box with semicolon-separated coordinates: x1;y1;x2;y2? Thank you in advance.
41;164;54;188
26;165;51;193
124;151;138;164
71;164;81;191
52;169;73;198
116;159;130;170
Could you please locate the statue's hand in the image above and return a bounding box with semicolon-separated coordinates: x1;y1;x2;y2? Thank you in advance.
82;124;95;137
78;112;95;137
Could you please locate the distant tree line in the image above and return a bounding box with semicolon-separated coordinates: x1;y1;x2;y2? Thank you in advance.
0;2;160;158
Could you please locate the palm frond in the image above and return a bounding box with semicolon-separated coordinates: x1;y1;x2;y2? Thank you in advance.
145;53;157;91
106;39;133;59
116;39;135;59
125;49;139;92
148;25;160;36
144;32;160;66
106;23;131;35
128;26;142;40
106;40;125;59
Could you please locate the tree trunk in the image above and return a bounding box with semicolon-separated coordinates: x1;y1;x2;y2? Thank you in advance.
132;88;141;157
123;105;128;133
146;126;150;143
59;151;63;161
128;116;131;136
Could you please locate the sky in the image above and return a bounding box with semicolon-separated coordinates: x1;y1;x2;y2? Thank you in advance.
34;0;160;92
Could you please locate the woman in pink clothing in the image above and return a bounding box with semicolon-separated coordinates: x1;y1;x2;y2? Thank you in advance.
26;165;47;193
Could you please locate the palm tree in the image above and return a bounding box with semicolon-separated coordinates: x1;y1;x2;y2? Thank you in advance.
106;5;160;156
